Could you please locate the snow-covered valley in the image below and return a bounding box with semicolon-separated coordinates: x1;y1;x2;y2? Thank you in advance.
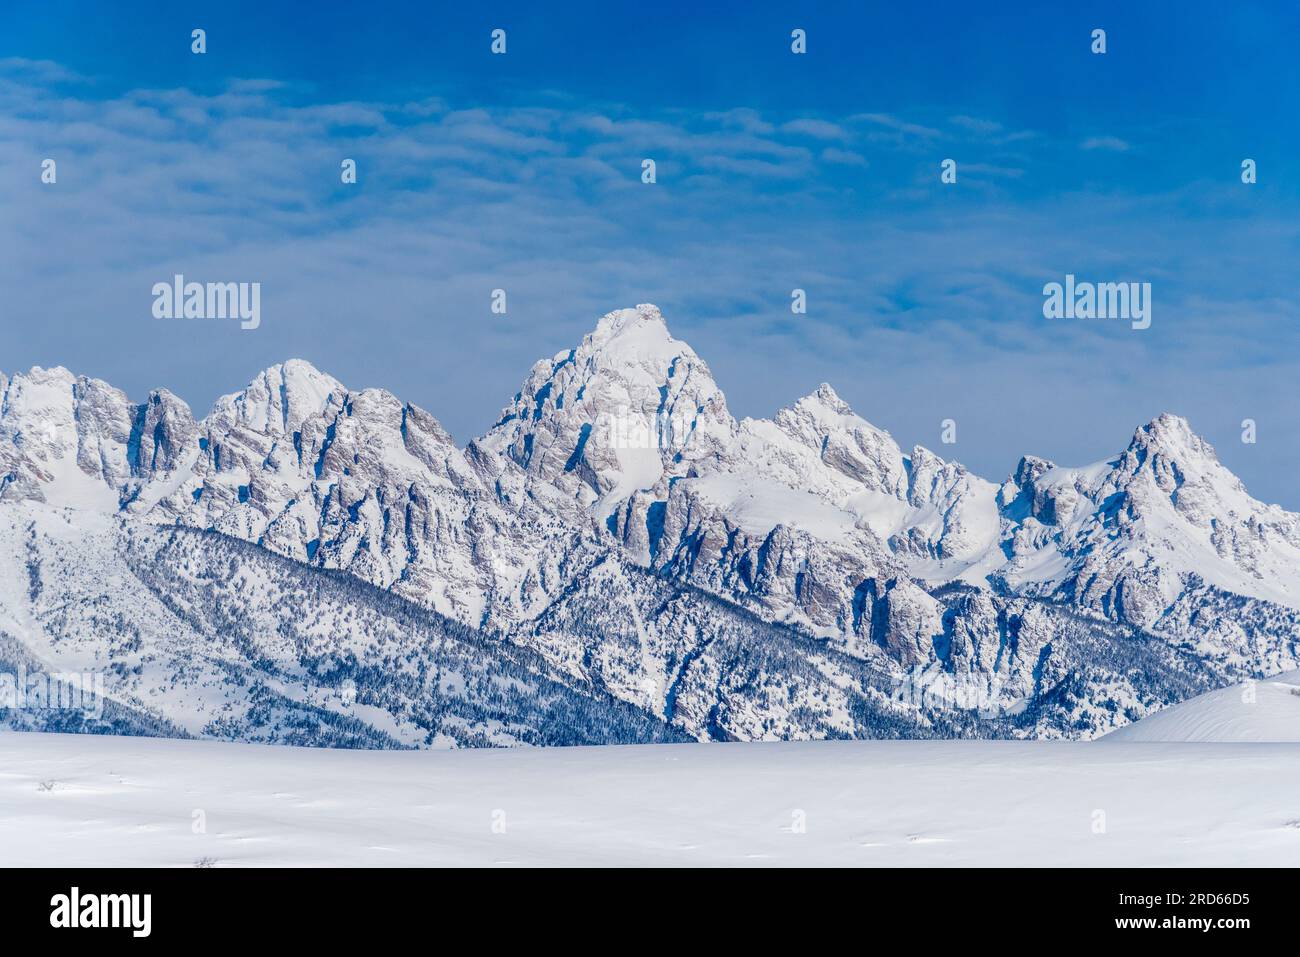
2;730;1298;867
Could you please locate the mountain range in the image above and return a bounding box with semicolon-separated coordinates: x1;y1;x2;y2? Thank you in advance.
3;304;1297;745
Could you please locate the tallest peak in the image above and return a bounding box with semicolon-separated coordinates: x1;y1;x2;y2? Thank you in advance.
590;303;671;344
579;304;696;369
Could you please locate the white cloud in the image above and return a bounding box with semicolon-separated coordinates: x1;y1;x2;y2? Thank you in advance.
780;118;850;140
850;112;942;139
1081;135;1131;152
949;115;1002;134
820;147;868;166
702;107;774;135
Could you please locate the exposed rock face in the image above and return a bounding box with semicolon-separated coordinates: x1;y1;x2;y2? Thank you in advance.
3;304;1299;742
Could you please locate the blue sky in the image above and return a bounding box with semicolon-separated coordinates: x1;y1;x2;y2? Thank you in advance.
3;1;1300;504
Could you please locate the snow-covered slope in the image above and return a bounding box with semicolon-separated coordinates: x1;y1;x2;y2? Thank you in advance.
1104;670;1300;743
0;497;1236;742
0;503;682;748
3;303;1299;744
0;500;974;745
4;732;1300;866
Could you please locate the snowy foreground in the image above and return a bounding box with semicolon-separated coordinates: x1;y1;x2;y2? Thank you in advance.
3;732;1299;866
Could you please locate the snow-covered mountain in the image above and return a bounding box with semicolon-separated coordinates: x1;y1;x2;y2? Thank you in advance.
2;303;1298;744
993;416;1300;673
1;503;684;747
1103;670;1300;742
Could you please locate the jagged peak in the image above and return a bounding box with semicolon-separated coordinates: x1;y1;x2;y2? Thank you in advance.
251;358;340;387
780;382;899;447
1011;454;1057;487
228;358;344;397
209;359;346;434
282;356;329;376
18;364;77;382
576;304;705;374
589;303;670;343
785;383;841;418
8;365;130;393
502;305;726;420
907;444;947;469
143;386;191;408
1133;411;1196;444
803;382;849;412
1127;412;1219;466
1;366;134;413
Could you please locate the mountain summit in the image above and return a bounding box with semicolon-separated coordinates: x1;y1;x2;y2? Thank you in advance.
474;304;735;514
